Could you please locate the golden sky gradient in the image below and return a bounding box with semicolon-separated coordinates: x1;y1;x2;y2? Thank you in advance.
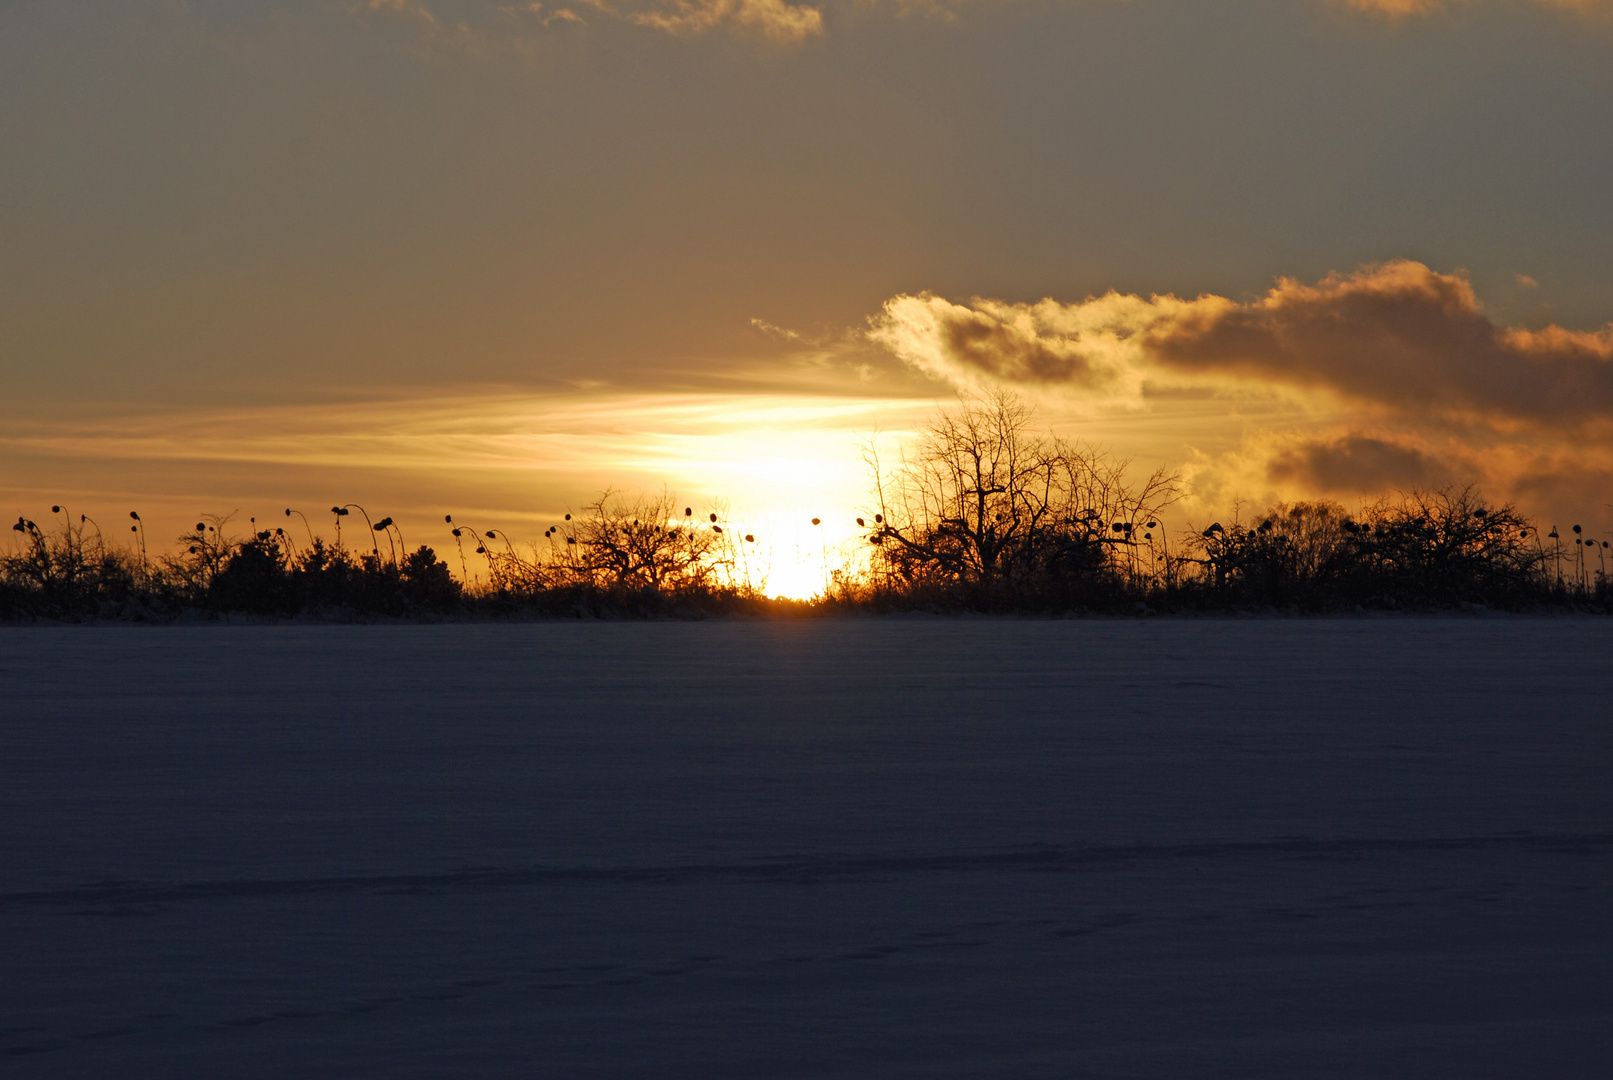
4;0;1613;591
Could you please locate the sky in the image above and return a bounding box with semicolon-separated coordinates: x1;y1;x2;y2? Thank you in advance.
4;0;1612;590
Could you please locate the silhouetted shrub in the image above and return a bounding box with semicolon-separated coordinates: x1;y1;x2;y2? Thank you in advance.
210;531;293;614
400;546;461;611
2;443;1607;620
1179;489;1549;610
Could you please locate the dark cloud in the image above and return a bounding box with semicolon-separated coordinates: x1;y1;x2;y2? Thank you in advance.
1501;461;1613;522
938;308;1105;386
1266;433;1452;494
869;293;1133;393
1143;261;1613;427
877;262;1613;428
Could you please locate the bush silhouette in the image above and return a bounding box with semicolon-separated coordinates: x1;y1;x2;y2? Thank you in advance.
2;412;1607;620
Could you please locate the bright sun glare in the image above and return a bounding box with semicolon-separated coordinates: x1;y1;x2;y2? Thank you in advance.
760;556;830;601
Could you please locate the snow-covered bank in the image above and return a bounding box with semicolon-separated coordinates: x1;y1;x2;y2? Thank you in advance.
2;620;1610;1075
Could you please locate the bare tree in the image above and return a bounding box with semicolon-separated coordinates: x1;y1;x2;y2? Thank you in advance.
556;489;730;594
862;389;1179;594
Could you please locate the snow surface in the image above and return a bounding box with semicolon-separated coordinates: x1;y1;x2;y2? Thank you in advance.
1;618;1610;1077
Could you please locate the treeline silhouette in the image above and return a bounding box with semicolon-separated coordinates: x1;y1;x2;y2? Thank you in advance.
5;394;1610;620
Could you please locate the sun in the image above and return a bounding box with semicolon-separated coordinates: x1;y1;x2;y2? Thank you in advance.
760;556;829;600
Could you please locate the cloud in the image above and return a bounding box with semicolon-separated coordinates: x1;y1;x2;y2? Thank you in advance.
871;262;1613;524
867;292;1155;405
356;0;1613;49
1339;0;1613;17
362;0;821;41
1166;418;1613;529
1265;433;1452;493
631;0;824;40
1339;0;1444;15
522;4;588;27
367;0;442;26
1145;262;1613;426
870;261;1613;430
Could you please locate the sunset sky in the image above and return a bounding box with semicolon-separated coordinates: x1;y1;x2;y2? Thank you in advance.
4;0;1612;589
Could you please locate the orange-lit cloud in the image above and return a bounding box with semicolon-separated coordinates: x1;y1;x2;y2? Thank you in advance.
363;0;822;40
872;261;1613;430
361;0;1613;43
1147;263;1613;428
1266;432;1453;493
1340;0;1613;16
1179;423;1613;527
868;292;1156;407
631;0;823;40
870;262;1613;525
